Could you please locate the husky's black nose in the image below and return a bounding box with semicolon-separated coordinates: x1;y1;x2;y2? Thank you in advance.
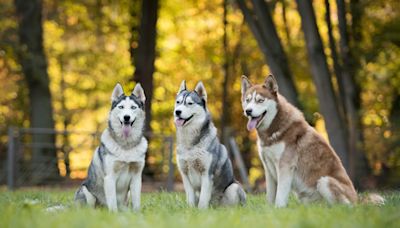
246;109;252;116
175;110;182;116
123;115;130;122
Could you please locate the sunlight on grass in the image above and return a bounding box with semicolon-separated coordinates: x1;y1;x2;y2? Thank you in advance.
0;190;399;228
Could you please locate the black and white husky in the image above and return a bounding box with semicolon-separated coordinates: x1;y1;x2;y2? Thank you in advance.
74;83;147;211
174;81;246;209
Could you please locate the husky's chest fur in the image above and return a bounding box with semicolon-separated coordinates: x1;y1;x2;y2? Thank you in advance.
174;81;247;208
101;130;147;163
258;140;285;180
257;139;314;198
241;75;361;207
75;82;148;211
177;146;212;189
100;130;147;197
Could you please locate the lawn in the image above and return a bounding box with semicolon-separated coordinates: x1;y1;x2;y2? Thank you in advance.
0;189;399;228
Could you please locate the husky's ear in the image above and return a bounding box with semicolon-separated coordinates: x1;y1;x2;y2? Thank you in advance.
132;83;146;103
111;83;124;102
264;74;278;94
241;75;251;95
194;81;207;102
177;80;186;95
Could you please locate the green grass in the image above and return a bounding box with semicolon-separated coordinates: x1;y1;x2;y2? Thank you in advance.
0;189;399;228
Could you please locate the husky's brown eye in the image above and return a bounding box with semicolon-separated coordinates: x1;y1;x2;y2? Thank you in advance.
187;102;193;105
246;98;251;103
176;100;181;104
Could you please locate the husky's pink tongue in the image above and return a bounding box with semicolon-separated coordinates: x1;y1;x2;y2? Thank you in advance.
175;118;185;127
247;117;260;131
122;125;131;138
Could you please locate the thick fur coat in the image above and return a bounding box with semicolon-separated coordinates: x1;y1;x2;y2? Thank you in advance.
241;75;384;207
174;81;246;209
74;83;147;211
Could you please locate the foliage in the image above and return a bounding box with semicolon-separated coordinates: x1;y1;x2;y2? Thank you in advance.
356;0;400;181
0;0;29;181
0;0;399;186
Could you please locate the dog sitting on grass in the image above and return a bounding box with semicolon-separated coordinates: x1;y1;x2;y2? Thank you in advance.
74;83;147;211
241;75;384;207
174;81;246;209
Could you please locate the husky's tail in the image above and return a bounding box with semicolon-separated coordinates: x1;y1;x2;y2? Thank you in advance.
237;186;247;206
359;193;385;205
74;185;87;205
222;182;247;206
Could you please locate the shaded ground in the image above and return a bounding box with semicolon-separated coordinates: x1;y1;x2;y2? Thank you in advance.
0;189;399;228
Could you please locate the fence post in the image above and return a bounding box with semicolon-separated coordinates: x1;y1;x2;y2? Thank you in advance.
7;127;17;190
166;137;174;191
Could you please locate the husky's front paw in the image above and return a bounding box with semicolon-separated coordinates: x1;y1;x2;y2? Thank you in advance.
187;201;196;207
274;200;287;208
266;195;275;205
131;200;141;211
132;205;140;212
108;206;118;212
197;202;209;209
131;194;142;212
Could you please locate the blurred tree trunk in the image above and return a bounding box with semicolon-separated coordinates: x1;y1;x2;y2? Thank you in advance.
59;55;71;177
131;0;159;133
221;0;230;139
239;38;253;174
130;0;158;179
280;0;291;47
336;0;369;186
350;0;363;63
129;0;141;66
14;0;59;183
349;1;373;186
236;0;301;109
229;19;253;174
324;0;346;117
295;0;349;170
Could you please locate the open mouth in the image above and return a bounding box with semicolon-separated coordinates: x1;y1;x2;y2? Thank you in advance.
247;111;267;131
119;119;135;138
120;119;135;127
175;115;194;127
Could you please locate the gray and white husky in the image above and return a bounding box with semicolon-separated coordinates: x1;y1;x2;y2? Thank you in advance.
174;81;246;209
74;83;147;211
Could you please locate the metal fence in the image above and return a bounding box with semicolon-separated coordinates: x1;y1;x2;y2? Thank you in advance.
6;127;175;191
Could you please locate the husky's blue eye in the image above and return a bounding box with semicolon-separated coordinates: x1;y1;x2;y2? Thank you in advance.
131;106;136;110
118;105;124;109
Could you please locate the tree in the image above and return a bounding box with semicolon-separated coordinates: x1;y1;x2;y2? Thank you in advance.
14;0;58;182
221;0;230;139
280;0;292;47
335;0;368;182
324;0;346;116
324;0;370;184
295;0;349;169
131;0;159;133
236;0;301;108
